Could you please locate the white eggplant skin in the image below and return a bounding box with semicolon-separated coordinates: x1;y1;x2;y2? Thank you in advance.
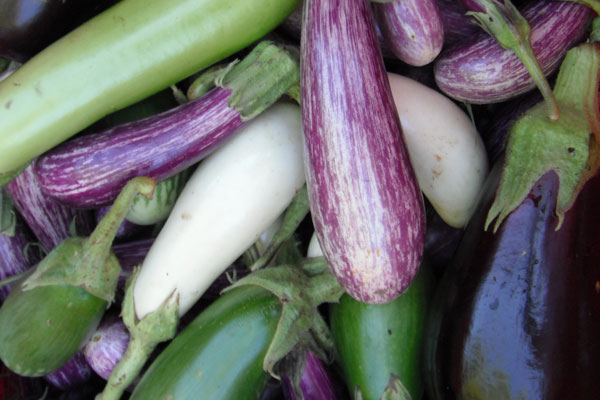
133;102;305;319
301;0;425;304
388;73;488;228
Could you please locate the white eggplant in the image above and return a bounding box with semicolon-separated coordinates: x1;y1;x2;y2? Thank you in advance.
133;102;305;319
388;73;489;228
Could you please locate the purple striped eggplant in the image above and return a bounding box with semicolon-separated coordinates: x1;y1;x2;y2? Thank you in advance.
0;213;42;300
434;0;592;103
83;313;130;382
301;0;425;303
5;163;94;250
44;351;92;391
34;40;300;208
373;0;444;66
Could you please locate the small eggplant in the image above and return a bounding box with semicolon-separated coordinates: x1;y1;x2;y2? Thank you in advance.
373;0;444;66
82;313;130;382
301;0;425;304
0;177;155;377
44;351;92;391
434;0;592;103
282;350;343;400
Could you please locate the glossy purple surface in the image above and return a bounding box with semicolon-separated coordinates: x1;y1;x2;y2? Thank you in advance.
35;87;244;208
434;1;592;103
301;0;425;303
283;351;341;400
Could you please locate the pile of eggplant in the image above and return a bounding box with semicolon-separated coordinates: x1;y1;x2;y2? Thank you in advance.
0;0;599;399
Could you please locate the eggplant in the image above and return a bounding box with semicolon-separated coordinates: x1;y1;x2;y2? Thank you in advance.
0;212;42;300
434;0;592;103
0;0;116;62
0;177;155;377
43;351;92;391
282;350;344;400
5;164;94;251
82;313;130;382
373;0;444;66
34;41;299;208
434;0;480;45
330;261;433;400
129;286;282;400
301;0;425;304
424;161;600;400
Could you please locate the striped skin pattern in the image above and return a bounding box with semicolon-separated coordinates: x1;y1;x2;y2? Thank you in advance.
6;163;94;250
301;0;425;304
34;88;244;208
434;0;593;104
373;0;444;66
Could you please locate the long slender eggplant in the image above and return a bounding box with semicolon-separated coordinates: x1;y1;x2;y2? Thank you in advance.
424;161;600;400
34;41;299;208
5;164;94;251
434;1;592;103
373;0;444;66
301;0;425;304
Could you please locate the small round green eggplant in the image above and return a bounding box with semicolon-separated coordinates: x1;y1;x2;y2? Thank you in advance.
0;276;106;376
329;262;433;400
129;286;281;400
0;177;155;377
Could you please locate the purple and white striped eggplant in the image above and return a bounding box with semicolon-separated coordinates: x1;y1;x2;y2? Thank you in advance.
82;313;130;382
434;0;592;103
5;163;94;250
44;351;92;391
34;40;300;208
301;0;425;304
0;214;41;300
373;0;444;66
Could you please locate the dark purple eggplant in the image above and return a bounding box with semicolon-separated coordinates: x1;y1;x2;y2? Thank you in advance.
282;350;343;400
5;163;94;251
424;160;600;400
373;0;444;66
435;0;481;45
0;0;116;62
44;351;92;391
34;40;300;208
434;0;592;103
111;238;154;286
301;0;425;303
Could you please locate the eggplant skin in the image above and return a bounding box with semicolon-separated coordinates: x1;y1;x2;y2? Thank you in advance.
330;262;433;400
0;281;106;377
424;162;600;400
129;286;281;400
434;1;592;103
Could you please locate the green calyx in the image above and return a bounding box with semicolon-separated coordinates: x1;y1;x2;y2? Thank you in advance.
467;0;559;120
486;43;600;231
96;268;179;400
222;256;345;381
22;176;156;302
249;185;309;272
215;40;300;121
